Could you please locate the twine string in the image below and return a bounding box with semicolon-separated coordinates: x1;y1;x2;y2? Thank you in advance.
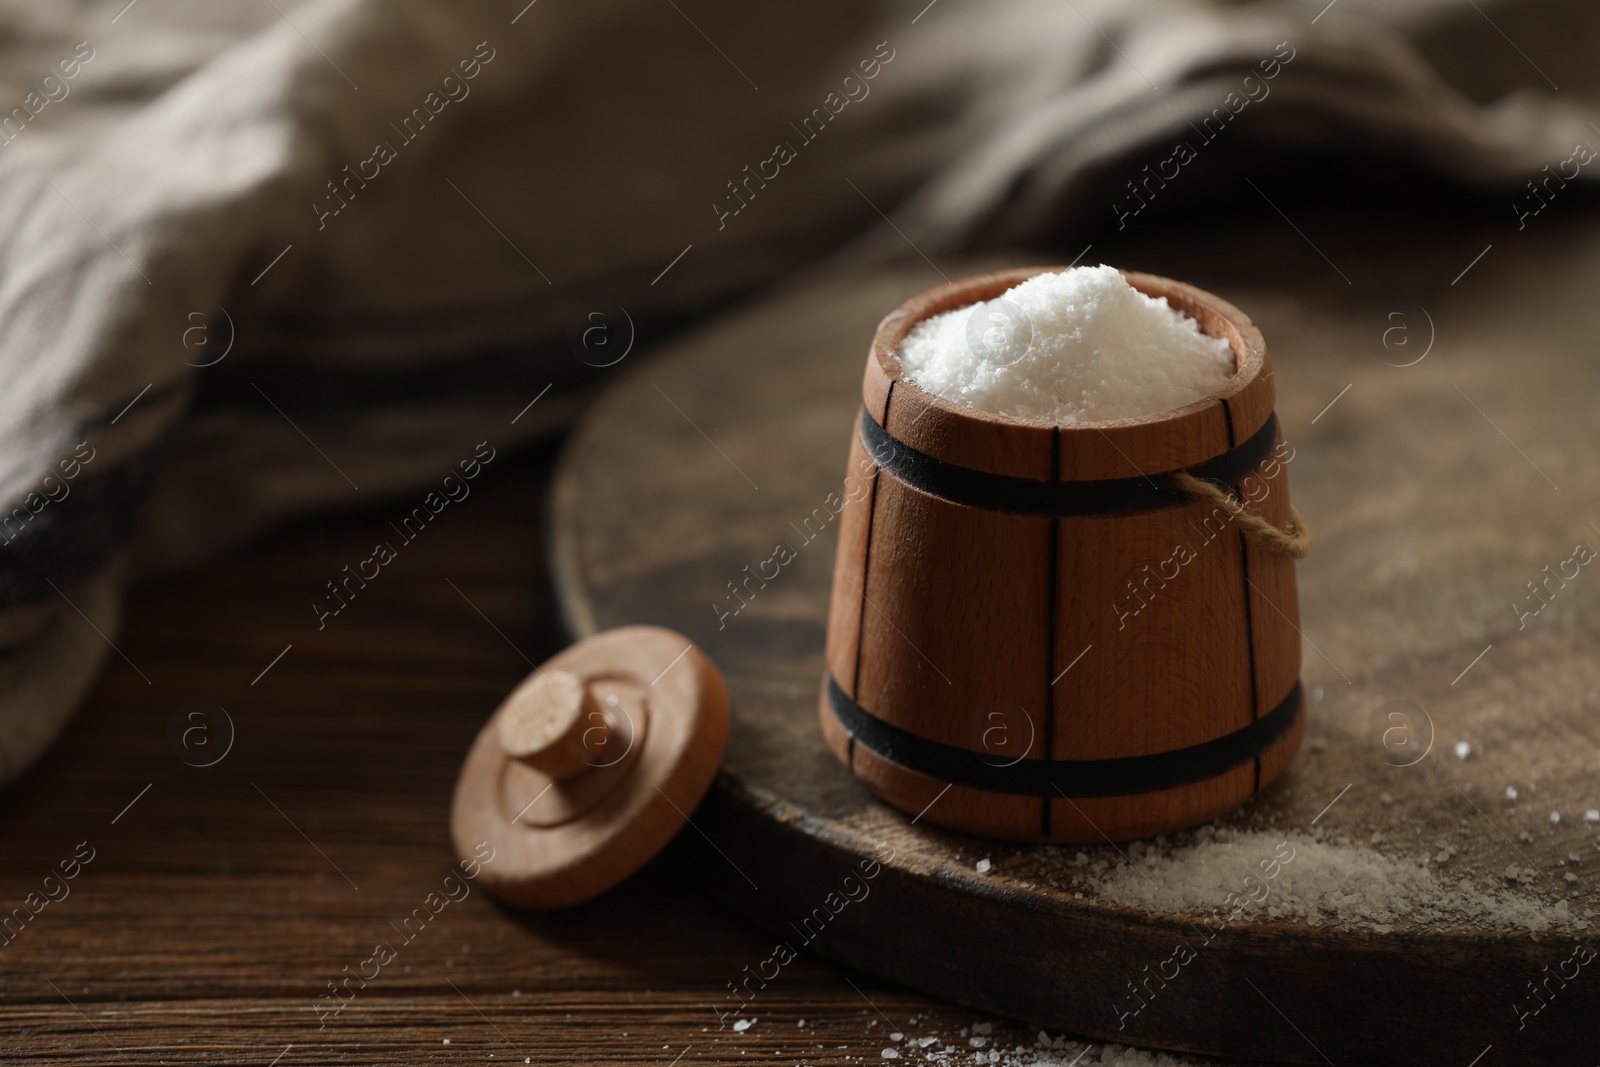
1171;471;1312;559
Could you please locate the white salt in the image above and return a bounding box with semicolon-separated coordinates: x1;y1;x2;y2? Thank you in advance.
1087;829;1584;934
1454;740;1471;759
896;266;1234;423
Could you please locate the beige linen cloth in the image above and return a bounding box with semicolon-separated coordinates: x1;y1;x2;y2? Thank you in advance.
0;0;1592;783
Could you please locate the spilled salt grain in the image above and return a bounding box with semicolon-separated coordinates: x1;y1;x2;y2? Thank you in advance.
733;1018;754;1032
860;1013;1282;1066
1506;786;1518;800
976;858;992;873
1454;740;1471;759
1086;829;1585;934
956;1026;1249;1066
1586;809;1599;823
896;266;1233;424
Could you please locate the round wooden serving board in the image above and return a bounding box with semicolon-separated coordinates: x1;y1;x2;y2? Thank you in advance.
550;234;1600;1065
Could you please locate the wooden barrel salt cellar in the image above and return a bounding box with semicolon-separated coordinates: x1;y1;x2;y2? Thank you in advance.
820;267;1305;843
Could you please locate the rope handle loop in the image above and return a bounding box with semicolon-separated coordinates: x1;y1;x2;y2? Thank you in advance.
1170;471;1311;559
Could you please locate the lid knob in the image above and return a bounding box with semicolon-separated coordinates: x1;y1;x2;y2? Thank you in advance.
495;669;614;781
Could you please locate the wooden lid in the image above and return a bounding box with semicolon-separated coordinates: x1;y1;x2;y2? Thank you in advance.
863;267;1274;481
450;626;729;909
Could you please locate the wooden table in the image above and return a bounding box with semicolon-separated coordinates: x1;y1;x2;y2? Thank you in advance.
0;444;1073;1066
7;194;1600;1065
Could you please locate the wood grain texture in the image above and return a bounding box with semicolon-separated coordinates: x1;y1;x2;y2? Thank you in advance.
1242;423;1304;730
0;444;1044;1067
822;430;878;693
551;224;1600;1064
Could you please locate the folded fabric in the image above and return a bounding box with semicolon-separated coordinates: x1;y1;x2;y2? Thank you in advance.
0;0;1591;784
